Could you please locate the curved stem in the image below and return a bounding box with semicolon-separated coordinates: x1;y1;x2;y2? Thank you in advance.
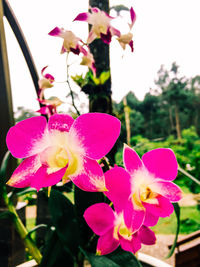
2;189;42;264
66;53;80;116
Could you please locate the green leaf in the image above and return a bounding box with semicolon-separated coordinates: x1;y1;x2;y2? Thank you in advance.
99;71;110;85
80;248;120;267
0;210;16;220
81;247;142;267
41;229;74;267
0;151;10;193
48;189;80;256
107;247;142;267
166;203;180;258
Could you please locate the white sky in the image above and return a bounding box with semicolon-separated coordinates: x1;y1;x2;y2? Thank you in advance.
4;0;200;113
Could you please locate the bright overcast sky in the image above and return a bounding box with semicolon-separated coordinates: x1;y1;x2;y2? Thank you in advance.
4;0;200;112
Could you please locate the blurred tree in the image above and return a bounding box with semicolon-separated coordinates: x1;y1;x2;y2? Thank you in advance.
155;62;190;139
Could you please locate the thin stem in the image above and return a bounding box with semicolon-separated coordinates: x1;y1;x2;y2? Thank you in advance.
66;53;80;116
2;189;42;264
178;166;200;186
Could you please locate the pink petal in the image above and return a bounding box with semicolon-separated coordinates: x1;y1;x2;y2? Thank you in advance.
48;114;74;132
70;113;121;160
7;155;41;188
123;145;143;174
91;7;99;13
129;40;134;52
6;116;48;158
119;234;141;254
84;203;115;236
130;7;136;25
73;12;89;21
100;29;112;44
48;27;63;37
44;73;55;82
70;156;106;192
152;180;182;202
110;27;121;37
87;30;97;44
142;148;178;181
30;165;67;191
97;228;119;255
143;195;174;218
143;210;159;227
123;199;145;233
104;166;131;212
138;226;156;245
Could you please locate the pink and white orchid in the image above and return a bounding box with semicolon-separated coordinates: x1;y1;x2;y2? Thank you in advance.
49;27;83;55
6;113;121;192
105;145;182;231
38;66;55;99
80;47;96;76
117;7;136;52
74;7;120;44
84;203;156;255
37;97;64;117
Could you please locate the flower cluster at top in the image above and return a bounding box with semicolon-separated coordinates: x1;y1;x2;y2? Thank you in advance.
6;113;182;255
36;6;136;117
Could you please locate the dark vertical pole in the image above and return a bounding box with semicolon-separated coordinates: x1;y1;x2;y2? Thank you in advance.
88;0;113;114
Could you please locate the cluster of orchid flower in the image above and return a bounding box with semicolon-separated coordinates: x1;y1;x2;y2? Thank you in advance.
6;113;182;255
36;6;136;117
5;5;182;258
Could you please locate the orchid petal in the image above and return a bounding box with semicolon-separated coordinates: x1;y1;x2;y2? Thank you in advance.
100;29;112;44
110;27;121;37
48;114;74;132
70;113;121;160
129;7;136;29
151;180;182;202
6;116;48;158
48;27;63;37
30;165;67;191
70;156;106;192
129;40;134;52
143;210;159;227
139;226;156;245
84;203;115;236
73;12;89;22
7;155;41;188
87;30;97;44
123;199;145;233
97;228;119;255
105;166;131;212
142;148;178;181
143;195;174;217
119;234;141;254
123;145;143;174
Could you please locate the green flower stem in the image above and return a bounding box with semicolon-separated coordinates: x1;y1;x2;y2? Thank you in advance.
2;189;42;264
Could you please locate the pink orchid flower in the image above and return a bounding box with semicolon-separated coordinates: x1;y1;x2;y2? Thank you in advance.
80;47;96;76
38;66;55;99
117;7;136;52
37;97;64;117
49;27;83;55
105;145;182;231
74;7;120;44
6;113;121;192
84;203;156;255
